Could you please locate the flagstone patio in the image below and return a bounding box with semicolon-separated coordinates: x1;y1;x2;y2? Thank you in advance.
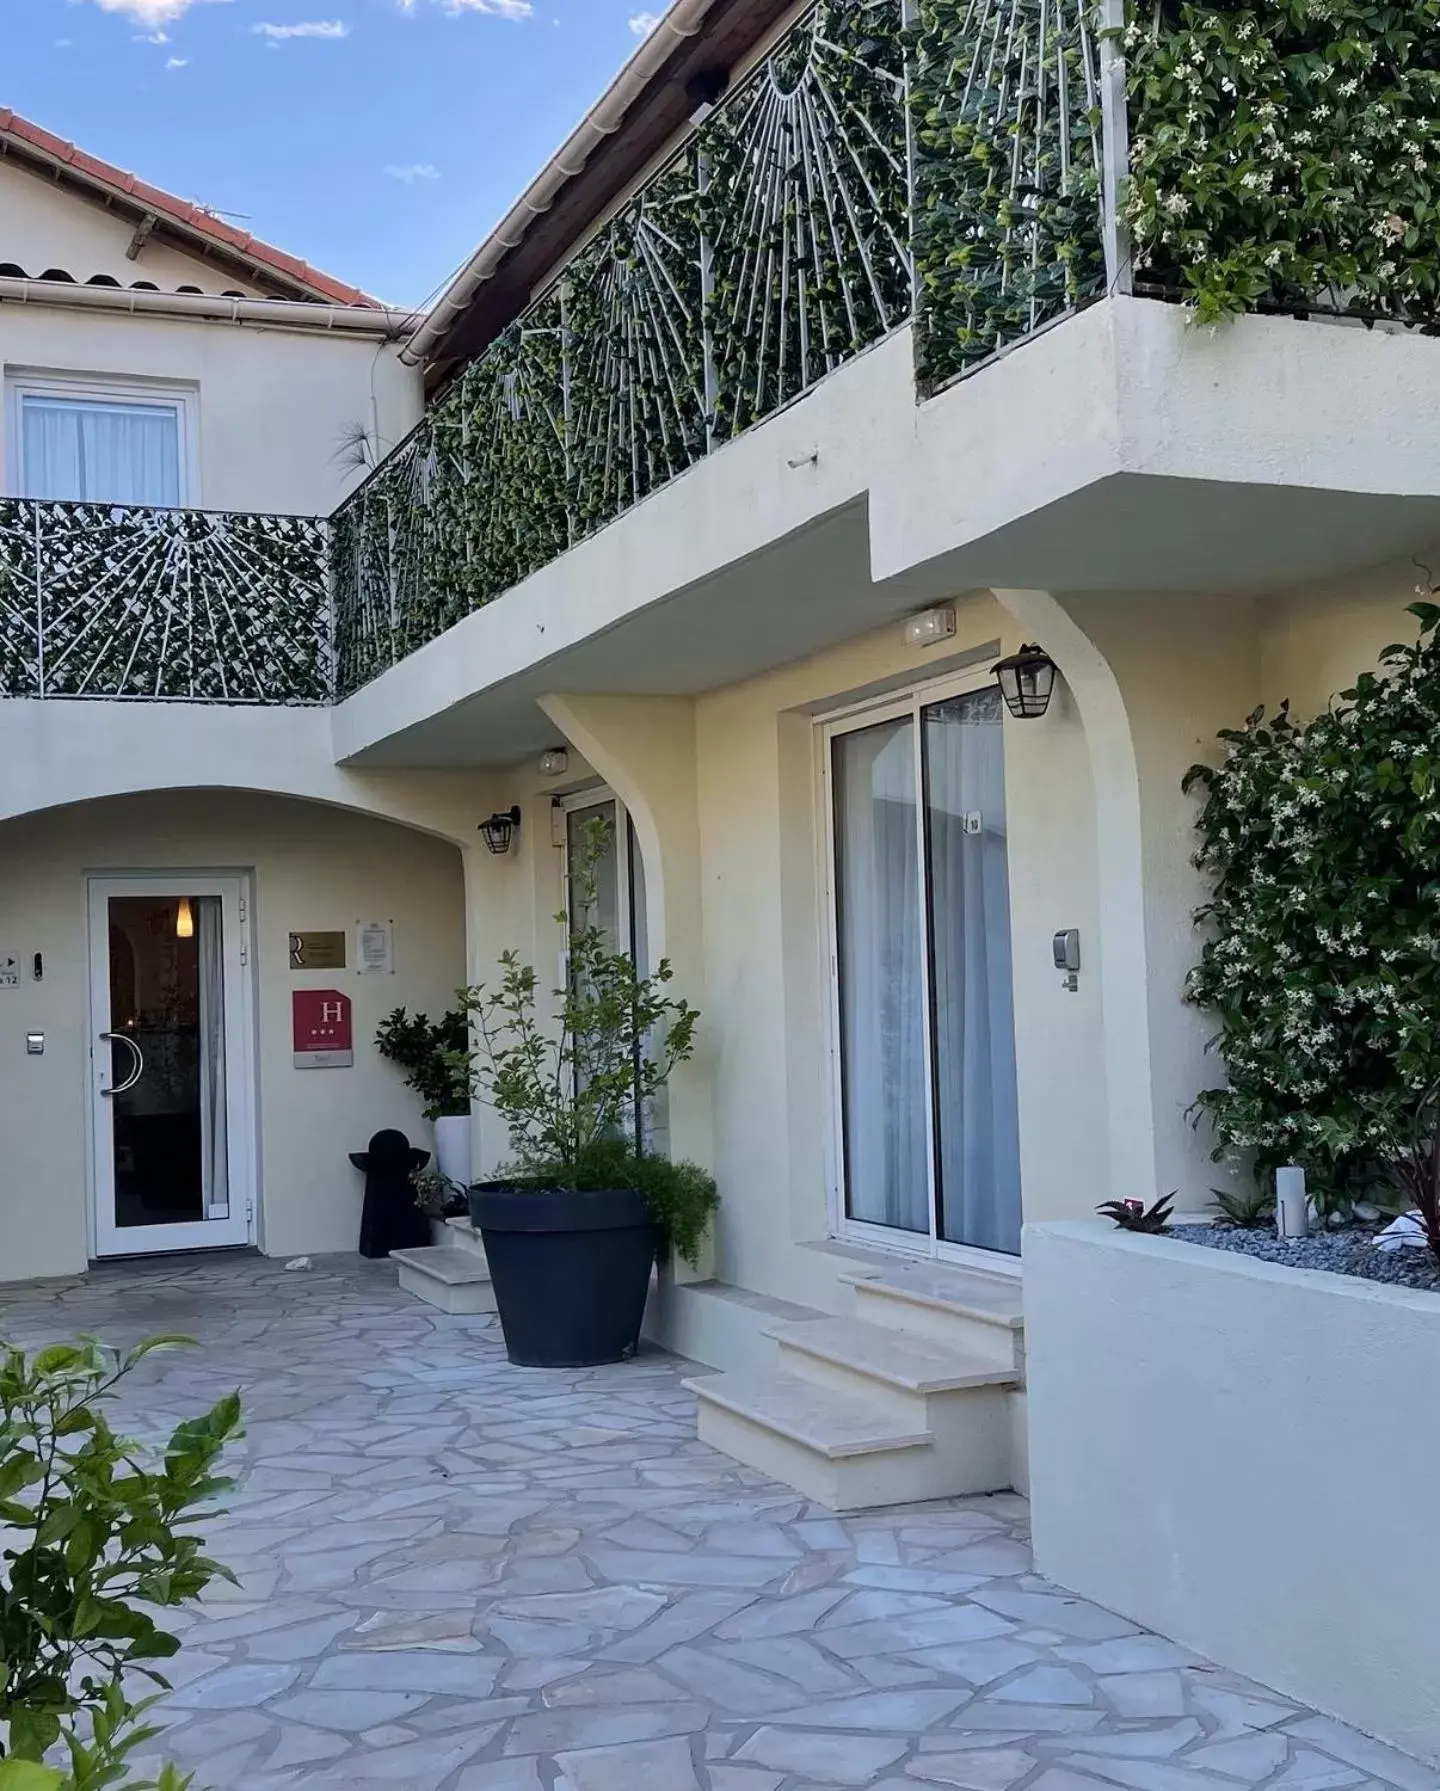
0;1253;1431;1791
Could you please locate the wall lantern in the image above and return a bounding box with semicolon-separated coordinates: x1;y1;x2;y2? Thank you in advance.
992;643;1058;720
175;897;195;940
479;806;522;856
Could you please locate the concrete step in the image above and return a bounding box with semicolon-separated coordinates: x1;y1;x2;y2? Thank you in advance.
392;1246;496;1316
686;1368;940;1511
442;1216;488;1261
767;1314;1017;1416
841;1262;1024;1372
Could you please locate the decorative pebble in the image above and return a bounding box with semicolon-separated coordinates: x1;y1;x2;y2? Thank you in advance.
1170;1223;1440;1291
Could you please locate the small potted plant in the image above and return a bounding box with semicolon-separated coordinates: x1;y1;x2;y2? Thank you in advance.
374;1004;472;1188
457;820;718;1367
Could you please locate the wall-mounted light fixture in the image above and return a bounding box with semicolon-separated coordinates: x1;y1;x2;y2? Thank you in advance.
175;897;195;939
479;806;522;856
904;605;956;649
992;643;1057;719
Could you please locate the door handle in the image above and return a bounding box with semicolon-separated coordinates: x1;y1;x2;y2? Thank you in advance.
100;1031;145;1098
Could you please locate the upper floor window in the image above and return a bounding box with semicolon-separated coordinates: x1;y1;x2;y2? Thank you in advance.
7;377;191;508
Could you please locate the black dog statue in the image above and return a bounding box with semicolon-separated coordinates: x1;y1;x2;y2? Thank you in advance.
351;1128;432;1259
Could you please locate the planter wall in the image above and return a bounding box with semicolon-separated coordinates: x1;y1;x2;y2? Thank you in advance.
1025;1220;1440;1767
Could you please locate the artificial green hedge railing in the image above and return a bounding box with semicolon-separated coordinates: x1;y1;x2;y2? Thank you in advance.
0;499;329;702
332;0;914;697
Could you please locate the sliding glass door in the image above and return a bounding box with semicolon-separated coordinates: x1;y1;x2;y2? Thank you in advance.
829;679;1022;1256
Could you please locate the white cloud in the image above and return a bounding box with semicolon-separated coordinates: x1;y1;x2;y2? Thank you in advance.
384;162;440;183
54;36;74;46
628;10;660;34
253;17;349;36
397;0;532;16
135;27;169;39
164;53;189;65
83;0;226;24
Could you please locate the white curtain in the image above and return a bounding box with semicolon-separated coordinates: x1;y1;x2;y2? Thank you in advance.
924;688;1023;1253
20;396;181;507
196;897;230;1221
833;719;929;1234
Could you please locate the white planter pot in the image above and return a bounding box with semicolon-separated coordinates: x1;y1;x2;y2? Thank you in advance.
432;1115;473;1190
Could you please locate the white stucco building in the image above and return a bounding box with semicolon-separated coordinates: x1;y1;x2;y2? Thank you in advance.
6;4;1440;1746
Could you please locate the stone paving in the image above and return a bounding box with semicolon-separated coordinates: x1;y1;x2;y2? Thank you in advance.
0;1253;1433;1791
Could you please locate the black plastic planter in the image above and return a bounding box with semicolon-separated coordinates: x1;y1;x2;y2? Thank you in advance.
469;1183;659;1367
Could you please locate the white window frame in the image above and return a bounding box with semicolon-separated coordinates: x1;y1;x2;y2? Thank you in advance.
816;659;1023;1278
5;369;200;507
556;785;638;975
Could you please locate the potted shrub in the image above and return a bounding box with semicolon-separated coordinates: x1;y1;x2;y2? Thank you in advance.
456;821;718;1367
374;1004;472;1189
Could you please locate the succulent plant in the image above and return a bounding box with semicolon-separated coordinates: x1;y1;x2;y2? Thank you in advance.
1097;1194;1176;1235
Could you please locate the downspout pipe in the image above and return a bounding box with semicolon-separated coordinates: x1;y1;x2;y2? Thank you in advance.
400;0;719;368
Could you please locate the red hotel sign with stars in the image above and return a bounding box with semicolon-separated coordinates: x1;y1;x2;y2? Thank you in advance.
292;989;354;1069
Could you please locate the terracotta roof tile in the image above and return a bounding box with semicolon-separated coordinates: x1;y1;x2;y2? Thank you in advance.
0;108;380;308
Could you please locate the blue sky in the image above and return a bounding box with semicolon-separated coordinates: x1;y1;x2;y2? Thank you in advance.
8;0;666;307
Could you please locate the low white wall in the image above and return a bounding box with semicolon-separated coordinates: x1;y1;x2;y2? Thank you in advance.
0;789;466;1281
1026;1220;1440;1765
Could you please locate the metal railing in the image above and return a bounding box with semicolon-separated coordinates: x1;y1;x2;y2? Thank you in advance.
330;0;1122;696
0;498;330;703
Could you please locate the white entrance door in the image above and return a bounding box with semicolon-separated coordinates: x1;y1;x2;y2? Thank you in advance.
87;874;255;1258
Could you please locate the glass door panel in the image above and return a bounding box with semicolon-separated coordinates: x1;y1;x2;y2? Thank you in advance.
923;686;1023;1253
832;717;930;1234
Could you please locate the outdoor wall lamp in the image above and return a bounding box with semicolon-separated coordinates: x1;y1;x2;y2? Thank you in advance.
992;643;1058;719
479;806;522;856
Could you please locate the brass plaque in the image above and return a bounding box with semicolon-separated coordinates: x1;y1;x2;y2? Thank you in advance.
290;930;347;971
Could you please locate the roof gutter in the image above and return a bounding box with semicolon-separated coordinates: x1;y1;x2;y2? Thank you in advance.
399;0;719;369
0;277;419;338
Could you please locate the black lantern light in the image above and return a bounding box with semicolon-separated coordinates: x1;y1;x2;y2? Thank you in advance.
479;806;522;855
992;643;1057;720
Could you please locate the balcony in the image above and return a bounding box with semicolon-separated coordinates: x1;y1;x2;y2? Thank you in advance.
3;0;1437;712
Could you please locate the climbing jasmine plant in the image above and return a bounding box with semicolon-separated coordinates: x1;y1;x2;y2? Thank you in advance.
1185;599;1440;1210
1125;0;1440;326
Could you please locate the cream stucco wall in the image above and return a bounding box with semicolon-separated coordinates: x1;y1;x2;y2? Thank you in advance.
0;789;466;1282
0;302;420;513
0;160;269;299
1027;1221;1440;1768
457;598;1110;1319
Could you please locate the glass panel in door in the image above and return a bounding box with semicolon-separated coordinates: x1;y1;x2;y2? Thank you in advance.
832;718;930;1234
923;687;1023;1253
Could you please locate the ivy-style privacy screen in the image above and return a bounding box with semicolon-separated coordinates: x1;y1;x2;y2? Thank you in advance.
0;499;330;702
332;0;918;696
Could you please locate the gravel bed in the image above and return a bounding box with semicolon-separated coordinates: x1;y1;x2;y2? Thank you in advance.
1171;1221;1440;1291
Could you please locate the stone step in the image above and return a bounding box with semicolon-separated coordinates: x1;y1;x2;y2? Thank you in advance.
686;1368;954;1512
841;1262;1024;1371
392;1246;496;1316
767;1314;1018;1409
443;1215;488;1261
